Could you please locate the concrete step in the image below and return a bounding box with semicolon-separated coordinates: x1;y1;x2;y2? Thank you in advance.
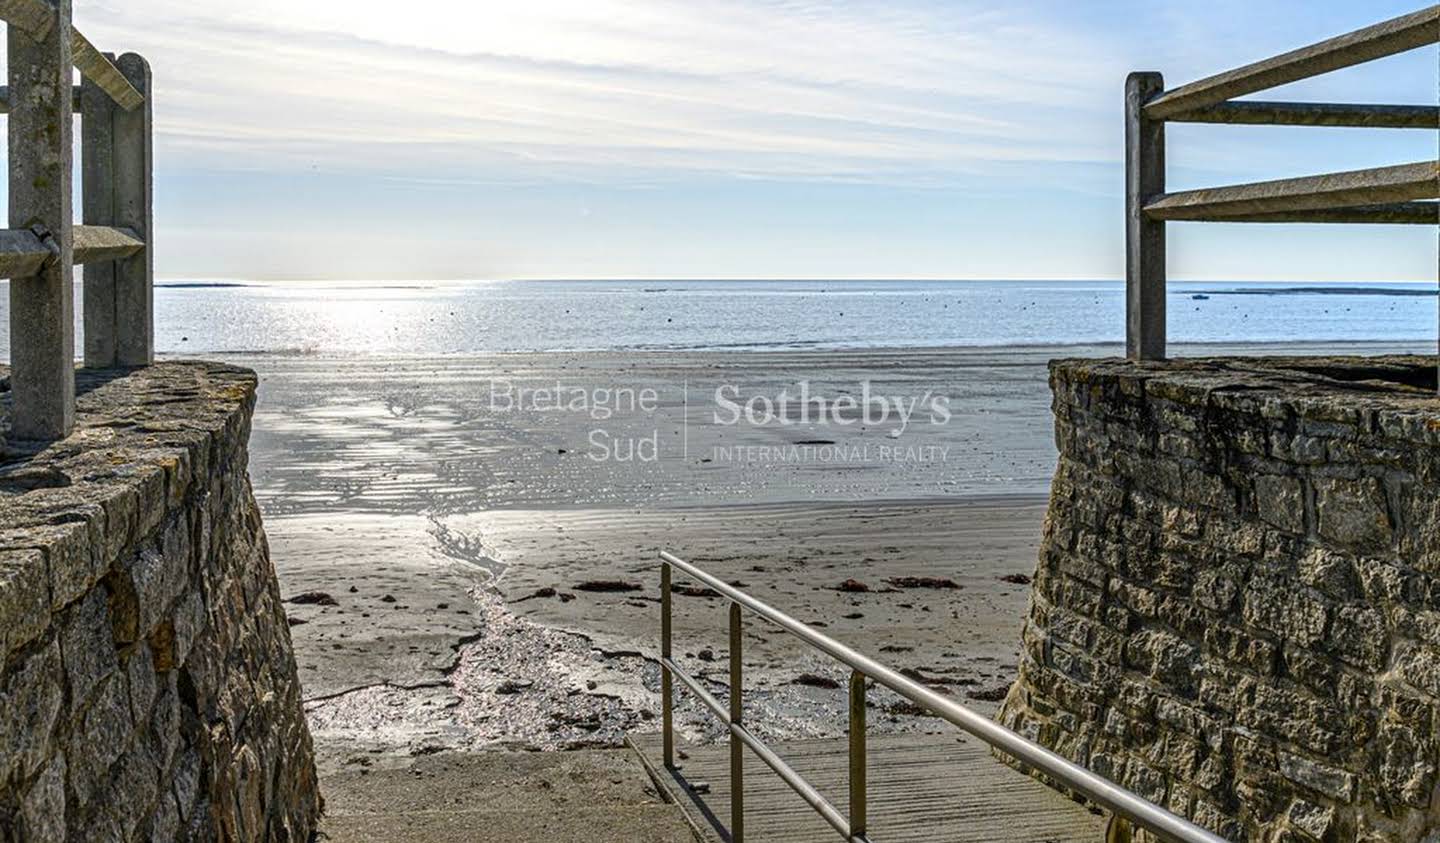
318;749;697;843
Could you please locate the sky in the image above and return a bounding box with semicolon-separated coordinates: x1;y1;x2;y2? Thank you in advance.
22;0;1439;280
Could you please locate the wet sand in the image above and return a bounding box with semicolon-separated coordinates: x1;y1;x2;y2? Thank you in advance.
234;342;1412;772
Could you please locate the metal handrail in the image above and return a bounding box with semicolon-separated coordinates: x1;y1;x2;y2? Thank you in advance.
657;550;1230;843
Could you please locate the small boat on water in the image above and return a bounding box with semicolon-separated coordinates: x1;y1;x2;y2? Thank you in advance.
1192;294;1211;301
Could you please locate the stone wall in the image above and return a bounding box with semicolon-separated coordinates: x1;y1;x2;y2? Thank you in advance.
0;363;320;841
999;356;1440;843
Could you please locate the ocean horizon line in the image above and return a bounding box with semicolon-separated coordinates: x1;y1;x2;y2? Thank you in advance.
149;277;1440;288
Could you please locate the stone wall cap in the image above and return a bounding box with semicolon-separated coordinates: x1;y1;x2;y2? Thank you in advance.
0;362;257;631
1051;356;1439;432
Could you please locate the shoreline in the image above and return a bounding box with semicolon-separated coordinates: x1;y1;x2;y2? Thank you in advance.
246;342;1423;773
281;497;1051;772
195;337;1431;361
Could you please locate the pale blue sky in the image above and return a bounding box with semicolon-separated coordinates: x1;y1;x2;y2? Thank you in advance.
41;1;1440;280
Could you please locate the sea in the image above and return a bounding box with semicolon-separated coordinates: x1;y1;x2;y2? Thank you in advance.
0;279;1435;358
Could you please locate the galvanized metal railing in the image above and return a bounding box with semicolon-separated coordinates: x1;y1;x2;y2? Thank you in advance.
657;551;1229;843
1124;5;1440;363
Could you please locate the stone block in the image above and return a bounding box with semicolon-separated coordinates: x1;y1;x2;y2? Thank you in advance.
1395;484;1440;574
125;642;159;723
129;464;168;541
1198;669;1256;716
0;549;50;663
1354;556;1417;604
171;589;206;668
1297;548;1360;601
6;521;107;614
1395;645;1440;698
1372;722;1436;809
105;568;141;645
1155;696;1223;749
1051;644;1096;684
94;482;141;564
1191;797;1245;842
1280;643;1342;701
66;674;132;814
1272;432;1327;465
1193;569;1240;613
1398;609;1440;649
18;754;66;843
1121;758;1169;803
1162;733;1204;780
1124;630;1199;694
1279;750;1356;803
58;587;121;706
0;642;63;783
1315;477;1393;551
147;678;181;771
1242;578;1329;647
1329;605;1388;671
1202;625;1277;676
1285;798;1338;841
104;740;162;830
171;747;202;823
1207;519;1265;560
1255;474;1305;533
1242;685;1345;755
124;544;188;635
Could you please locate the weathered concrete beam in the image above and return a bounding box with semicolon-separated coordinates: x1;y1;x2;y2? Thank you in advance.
1144;161;1440;221
74;225;143;264
79;51;152;370
0;36;143;112
0;84;82;112
0;0;54;43
1178;202;1439;225
81;64;116;367
8;0;76;440
71;28;143;110
0;225;144;277
0;227;52;277
1145;6;1440;120
1164;101;1440;130
1126;72;1166;362
0;2;140;106
112;53;153;366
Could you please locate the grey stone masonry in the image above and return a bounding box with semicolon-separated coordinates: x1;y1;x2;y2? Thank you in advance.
999;356;1440;843
0;363;320;841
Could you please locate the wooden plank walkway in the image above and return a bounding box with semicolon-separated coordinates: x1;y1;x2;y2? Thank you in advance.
630;732;1110;842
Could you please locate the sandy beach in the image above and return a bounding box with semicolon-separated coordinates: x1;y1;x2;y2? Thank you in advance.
237;341;1417;773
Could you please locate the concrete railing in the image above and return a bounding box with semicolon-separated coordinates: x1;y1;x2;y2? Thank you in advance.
1;0;153;440
1125;5;1439;362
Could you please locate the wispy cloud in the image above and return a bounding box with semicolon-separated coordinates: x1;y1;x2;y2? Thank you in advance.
67;0;1128;184
3;0;1425;282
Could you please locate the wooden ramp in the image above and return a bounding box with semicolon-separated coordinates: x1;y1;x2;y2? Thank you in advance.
630;732;1109;842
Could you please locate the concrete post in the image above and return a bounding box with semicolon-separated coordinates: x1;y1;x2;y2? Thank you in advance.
81;61;117;368
1126;72;1166;362
112;53;152;366
8;0;75;439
